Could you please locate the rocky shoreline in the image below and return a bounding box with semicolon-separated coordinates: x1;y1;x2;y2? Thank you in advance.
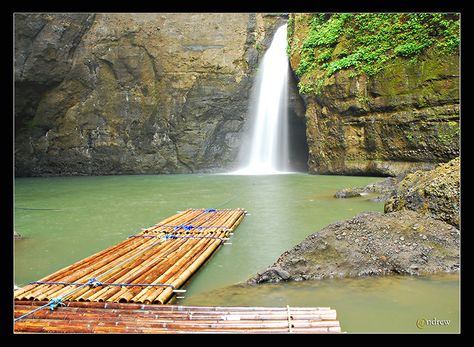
249;157;460;284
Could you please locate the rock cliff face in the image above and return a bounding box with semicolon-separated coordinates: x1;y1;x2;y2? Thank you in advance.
288;14;460;176
15;13;287;176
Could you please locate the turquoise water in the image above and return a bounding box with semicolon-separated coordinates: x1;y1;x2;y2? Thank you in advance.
14;174;459;333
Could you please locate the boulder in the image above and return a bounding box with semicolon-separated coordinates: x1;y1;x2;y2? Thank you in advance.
385;157;460;228
248;210;459;284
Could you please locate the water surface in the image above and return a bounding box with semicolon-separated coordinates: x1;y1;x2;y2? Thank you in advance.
14;174;459;333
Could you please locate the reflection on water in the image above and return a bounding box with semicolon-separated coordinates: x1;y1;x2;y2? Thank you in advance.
14;174;459;333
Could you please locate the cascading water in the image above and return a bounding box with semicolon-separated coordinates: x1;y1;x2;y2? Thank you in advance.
234;24;290;175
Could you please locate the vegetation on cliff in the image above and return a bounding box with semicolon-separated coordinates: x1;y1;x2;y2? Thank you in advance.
288;13;460;95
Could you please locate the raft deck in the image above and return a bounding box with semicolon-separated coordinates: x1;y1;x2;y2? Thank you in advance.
15;208;246;305
14;301;341;333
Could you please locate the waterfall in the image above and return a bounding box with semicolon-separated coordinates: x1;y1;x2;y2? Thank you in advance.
234;24;290;175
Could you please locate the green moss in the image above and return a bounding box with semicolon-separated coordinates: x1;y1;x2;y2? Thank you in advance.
292;13;460;96
437;121;460;146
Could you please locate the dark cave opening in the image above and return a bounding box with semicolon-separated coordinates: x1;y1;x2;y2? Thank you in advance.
287;69;309;173
287;111;309;172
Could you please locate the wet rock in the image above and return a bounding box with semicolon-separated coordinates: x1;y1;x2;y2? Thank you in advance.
334;176;399;202
334;188;363;198
248;210;459;284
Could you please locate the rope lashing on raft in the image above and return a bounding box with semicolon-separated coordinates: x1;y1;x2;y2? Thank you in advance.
29;280;179;290
15;239;167;323
143;224;231;232
170;224;230;232
153;208;221;231
15;279;93;322
162;234;229;241
129;234;229;242
14;299;65;322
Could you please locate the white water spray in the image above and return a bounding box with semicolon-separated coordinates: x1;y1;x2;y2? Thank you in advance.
233;24;290;175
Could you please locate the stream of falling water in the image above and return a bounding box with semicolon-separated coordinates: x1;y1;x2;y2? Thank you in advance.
234;24;290;175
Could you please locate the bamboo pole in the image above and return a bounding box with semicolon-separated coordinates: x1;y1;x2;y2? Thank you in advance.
129;239;204;303
74;237;184;302
15;237;155;300
153;239;222;304
81;239;183;301
140;236;223;304
22;238;157;301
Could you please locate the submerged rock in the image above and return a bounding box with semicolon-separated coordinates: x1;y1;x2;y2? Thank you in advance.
334;188;364;198
248;210;459;284
14;230;22;240
385;157;460;228
334;176;399;202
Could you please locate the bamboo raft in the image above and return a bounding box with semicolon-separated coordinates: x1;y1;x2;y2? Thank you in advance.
14;207;343;334
14;208;246;305
14;301;342;333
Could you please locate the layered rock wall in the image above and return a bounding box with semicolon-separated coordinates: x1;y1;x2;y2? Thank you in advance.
15;13;286;176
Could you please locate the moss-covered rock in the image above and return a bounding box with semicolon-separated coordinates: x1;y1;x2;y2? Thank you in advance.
385;157;460;228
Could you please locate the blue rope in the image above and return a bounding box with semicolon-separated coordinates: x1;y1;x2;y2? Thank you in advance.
14;300;62;322
174;225;194;232
15;281;89;322
130;225;230;236
129;234;228;241
162;234;228;241
48;297;66;310
29;280;176;289
154;208;220;229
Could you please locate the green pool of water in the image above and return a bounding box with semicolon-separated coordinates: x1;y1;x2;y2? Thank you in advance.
14;173;459;333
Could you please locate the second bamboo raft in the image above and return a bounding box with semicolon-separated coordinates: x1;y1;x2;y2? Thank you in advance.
14;301;342;333
15;208;246;305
